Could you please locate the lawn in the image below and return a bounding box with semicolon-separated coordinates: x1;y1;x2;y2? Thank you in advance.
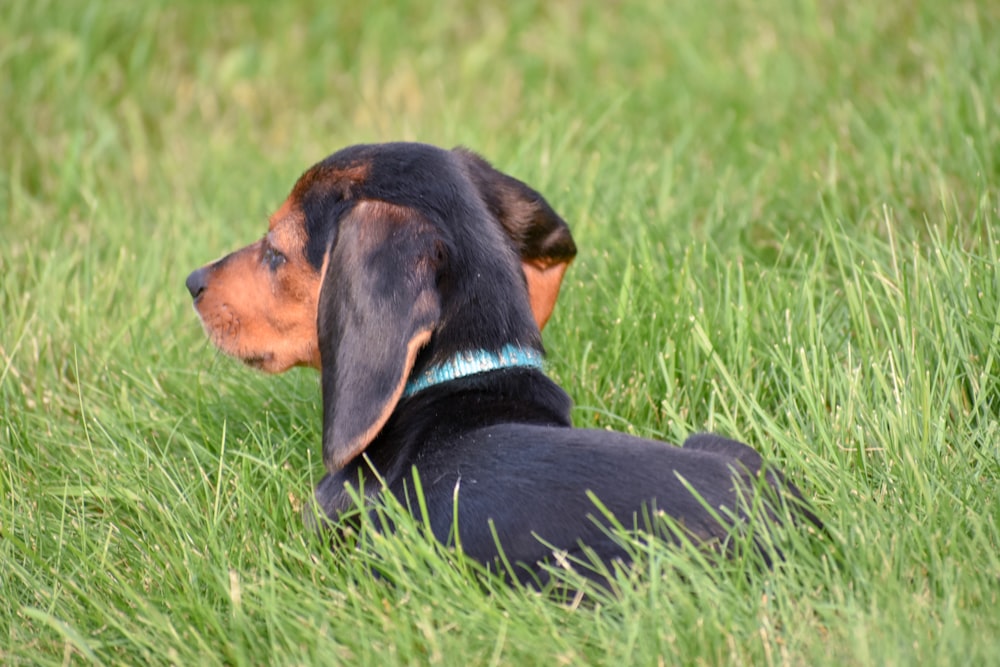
2;0;999;664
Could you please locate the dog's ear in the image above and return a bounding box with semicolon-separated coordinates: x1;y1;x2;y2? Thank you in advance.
453;148;577;329
317;201;442;471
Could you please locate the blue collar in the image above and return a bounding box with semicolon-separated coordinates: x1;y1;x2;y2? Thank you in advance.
402;344;544;398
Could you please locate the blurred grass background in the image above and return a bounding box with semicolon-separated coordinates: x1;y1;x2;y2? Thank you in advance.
2;0;999;664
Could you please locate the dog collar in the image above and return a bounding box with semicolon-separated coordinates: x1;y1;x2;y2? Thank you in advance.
402;344;544;398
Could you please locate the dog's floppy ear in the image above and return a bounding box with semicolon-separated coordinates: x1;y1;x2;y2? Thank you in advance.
317;201;442;471
453;148;577;329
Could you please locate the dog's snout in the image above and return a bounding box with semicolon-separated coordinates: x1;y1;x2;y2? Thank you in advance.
186;267;209;299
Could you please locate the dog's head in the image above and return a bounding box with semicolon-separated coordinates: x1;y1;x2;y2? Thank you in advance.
186;142;575;469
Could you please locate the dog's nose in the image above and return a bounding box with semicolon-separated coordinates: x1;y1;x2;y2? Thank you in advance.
186;267;208;299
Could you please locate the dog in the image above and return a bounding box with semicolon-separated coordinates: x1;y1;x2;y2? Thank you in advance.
186;142;821;587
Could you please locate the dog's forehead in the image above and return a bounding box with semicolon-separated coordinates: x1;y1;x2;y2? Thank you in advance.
266;197;308;246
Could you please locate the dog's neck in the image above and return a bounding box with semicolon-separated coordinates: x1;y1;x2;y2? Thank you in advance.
403;344;544;398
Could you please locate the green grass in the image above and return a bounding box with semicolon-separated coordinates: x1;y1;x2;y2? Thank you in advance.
2;0;999;663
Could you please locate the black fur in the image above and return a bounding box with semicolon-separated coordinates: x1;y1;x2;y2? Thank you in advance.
306;143;821;586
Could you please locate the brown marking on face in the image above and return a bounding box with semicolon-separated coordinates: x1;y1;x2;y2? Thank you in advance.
291;162;370;202
522;259;572;330
190;196;323;373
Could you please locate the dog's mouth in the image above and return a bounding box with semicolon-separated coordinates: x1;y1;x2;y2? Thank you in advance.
193;305;272;370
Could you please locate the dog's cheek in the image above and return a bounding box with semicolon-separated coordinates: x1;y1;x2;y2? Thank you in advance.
275;268;323;360
247;294;317;371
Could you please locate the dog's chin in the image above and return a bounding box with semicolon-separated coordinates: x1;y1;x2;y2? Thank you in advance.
200;330;284;373
194;334;281;372
234;351;281;373
218;342;317;374
242;354;270;370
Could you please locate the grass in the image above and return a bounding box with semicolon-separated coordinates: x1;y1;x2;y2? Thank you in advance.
2;0;998;663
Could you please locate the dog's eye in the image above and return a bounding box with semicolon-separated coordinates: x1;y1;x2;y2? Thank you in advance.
263;246;286;271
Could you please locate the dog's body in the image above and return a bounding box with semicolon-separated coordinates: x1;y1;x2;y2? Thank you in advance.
315;377;805;584
187;142;820;586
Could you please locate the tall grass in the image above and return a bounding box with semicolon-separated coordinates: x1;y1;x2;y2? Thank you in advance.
2;0;998;664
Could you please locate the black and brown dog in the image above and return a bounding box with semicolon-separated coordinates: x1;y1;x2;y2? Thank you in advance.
186;142;820;586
